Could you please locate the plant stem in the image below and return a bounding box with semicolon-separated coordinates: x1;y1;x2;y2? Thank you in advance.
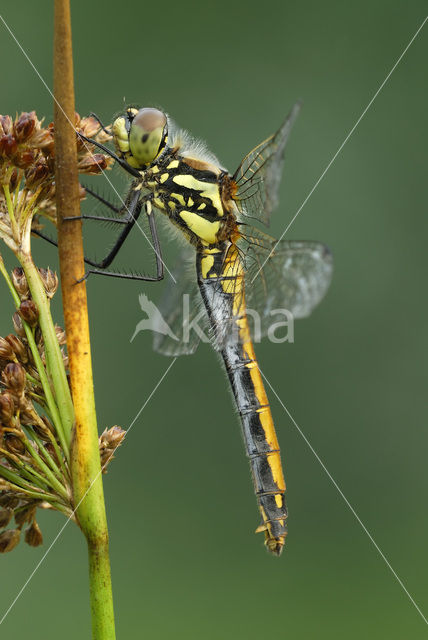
19;253;75;449
0;255;70;457
54;2;115;638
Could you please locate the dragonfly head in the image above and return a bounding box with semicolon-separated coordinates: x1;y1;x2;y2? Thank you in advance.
112;107;168;169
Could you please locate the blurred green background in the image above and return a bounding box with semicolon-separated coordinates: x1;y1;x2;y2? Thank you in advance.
1;1;427;638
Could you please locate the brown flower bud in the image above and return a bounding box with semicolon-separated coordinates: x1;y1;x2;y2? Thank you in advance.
0;493;19;509
19;300;39;327
2;363;26;394
0;336;15;360
78;153;109;174
5;334;28;363
0;393;15;424
14;111;37;143
0;134;17;158
11;267;30;300
9;168;19;192
25;161;49;189
0;115;13;136
0;508;13;528
38;268;58;298
14;149;36;169
32;416;53;442
12;312;26;338
55;325;66;345
14;504;35;526
0;528;20;552
4;433;25;456
99;426;126;472
25;521;43;547
61;349;69;369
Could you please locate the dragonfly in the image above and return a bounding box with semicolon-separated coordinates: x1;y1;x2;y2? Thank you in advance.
60;104;333;555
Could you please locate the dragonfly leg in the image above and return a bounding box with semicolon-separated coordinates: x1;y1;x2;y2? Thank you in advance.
88;113;112;136
77;132;140;177
33;190;164;283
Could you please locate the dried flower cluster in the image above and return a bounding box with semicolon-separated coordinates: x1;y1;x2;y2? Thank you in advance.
99;426;126;473
0;110;112;250
0;267;72;551
0;111;123;553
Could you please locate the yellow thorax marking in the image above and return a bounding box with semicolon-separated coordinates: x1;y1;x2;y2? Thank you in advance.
171;192;186;207
160;173;169;183
179;211;220;243
167;160;180;169
172;174;223;217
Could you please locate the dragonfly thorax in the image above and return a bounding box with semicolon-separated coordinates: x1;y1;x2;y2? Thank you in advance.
134;149;237;246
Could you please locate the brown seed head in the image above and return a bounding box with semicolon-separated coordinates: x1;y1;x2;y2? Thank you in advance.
5;334;28;363
32;416;53;442
0;528;20;553
11;267;30;300
54;325;66;345
14;504;35;526
0;134;18;159
0;336;15;360
99;426;126;472
25;160;49;189
12;312;26;338
19;300;39;327
0;508;13;528
0;115;13;136
0;393;15;424
2;362;26;394
25;520;43;547
38;268;58;298
4;433;26;456
14;112;37;143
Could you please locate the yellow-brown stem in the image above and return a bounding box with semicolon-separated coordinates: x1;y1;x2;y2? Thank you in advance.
53;2;115;638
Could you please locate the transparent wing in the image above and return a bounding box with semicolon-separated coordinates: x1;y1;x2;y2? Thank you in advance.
232;103;300;227
239;227;333;336
152;248;209;356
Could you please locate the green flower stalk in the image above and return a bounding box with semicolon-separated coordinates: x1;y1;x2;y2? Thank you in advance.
0;102;123;637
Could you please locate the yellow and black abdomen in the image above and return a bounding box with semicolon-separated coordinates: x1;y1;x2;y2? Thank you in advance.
196;243;288;555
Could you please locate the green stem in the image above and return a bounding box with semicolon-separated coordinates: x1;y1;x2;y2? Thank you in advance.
0;256;70;458
0;464;59;501
54;2;115;638
21;435;69;501
88;538;116;639
0;447;55;491
26;425;66;483
19;253;75;449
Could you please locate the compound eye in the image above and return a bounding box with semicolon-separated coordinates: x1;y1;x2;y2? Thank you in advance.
129;108;167;166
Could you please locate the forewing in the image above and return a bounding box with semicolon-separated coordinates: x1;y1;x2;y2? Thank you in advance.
239;228;333;335
232;103;300;226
